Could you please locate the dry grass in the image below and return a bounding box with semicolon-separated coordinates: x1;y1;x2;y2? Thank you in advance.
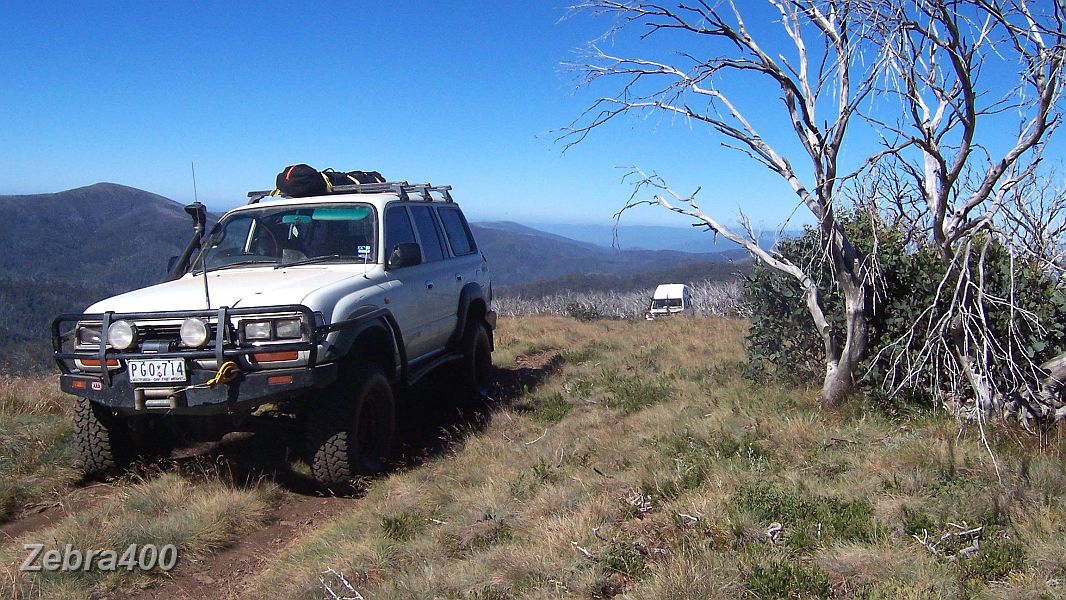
0;375;67;416
0;471;276;599
0;375;78;522
4;316;1066;598
234;315;1066;599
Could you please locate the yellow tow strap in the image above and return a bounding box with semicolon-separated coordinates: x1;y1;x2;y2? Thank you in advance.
205;361;240;386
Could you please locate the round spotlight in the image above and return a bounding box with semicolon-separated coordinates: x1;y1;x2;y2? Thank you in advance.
107;320;138;350
180;317;210;348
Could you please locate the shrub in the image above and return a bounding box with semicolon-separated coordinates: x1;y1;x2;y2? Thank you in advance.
745;559;831;599
744;213;1066;407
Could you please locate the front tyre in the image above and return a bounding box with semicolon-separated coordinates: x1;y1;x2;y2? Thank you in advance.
72;397;132;477
304;364;396;488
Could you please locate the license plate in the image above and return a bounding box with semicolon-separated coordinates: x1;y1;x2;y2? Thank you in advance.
128;359;187;384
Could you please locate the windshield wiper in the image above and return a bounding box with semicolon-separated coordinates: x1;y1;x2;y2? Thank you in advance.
276;254;367;269
199;258;278;273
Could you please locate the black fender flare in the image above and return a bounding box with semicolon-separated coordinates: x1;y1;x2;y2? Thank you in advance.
319;306;407;383
450;283;491;349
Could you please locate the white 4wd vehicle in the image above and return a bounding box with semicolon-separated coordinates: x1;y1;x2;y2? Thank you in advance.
52;181;496;487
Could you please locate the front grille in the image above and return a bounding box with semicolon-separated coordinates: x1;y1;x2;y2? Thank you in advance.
137;323;223;347
139;324;182;341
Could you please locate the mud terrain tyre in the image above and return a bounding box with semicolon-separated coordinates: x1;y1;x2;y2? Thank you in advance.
73;397;133;477
457;319;492;399
304;363;395;488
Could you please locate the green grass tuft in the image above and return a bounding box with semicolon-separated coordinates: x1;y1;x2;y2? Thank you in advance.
600;368;675;413
746;559;830;599
381;511;424;542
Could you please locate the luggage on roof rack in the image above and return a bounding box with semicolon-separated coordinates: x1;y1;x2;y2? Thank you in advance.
274;164;388;198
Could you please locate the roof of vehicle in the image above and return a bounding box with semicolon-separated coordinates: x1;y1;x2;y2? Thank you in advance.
653;283;689;298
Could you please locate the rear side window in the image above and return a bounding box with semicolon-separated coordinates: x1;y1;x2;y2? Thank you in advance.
437;207;477;256
385;206;417;257
409;205;447;262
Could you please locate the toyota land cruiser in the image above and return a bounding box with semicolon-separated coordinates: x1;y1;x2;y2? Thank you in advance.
51;181;495;487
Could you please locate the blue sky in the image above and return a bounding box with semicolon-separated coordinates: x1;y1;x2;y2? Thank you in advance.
0;1;805;229
1;1;1058;231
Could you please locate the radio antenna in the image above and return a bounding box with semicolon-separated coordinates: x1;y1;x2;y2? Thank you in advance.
191;162;211;309
191;162;200;203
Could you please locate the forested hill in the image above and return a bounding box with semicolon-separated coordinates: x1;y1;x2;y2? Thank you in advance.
0;183;200;290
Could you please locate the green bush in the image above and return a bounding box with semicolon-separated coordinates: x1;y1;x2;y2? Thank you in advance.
745;559;830;599
732;484;880;548
743;213;1066;406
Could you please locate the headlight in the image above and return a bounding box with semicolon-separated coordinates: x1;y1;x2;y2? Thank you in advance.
243;321;273;340
76;325;102;346
180;317;210;347
107;321;138;350
274;318;303;339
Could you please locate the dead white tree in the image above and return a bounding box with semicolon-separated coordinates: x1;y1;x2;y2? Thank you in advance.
565;0;1066;416
564;0;888;407
865;0;1066;426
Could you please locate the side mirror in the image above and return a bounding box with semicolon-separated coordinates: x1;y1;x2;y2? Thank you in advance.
167;255;179;273
387;243;422;269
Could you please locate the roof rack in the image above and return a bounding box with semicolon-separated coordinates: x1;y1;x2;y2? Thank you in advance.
245;181;453;205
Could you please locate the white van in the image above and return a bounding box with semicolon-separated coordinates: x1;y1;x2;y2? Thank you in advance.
645;283;693;320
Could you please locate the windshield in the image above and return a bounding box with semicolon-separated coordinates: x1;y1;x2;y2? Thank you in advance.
193;203;377;272
651;298;683;309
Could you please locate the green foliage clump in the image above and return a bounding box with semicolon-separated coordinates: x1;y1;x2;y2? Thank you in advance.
381;511;424;541
600;368;675;413
600;539;648;579
732;484;880;548
743;213;1066;405
528;392;571;424
961;537;1027;582
745;559;831;599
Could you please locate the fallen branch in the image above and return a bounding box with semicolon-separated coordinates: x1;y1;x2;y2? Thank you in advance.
319;567;365;600
572;541;595;560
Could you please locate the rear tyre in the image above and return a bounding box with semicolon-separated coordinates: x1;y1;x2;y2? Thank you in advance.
457;320;493;399
72;397;133;477
304;363;395;488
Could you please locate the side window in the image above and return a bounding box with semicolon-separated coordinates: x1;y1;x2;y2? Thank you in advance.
384;205;417;258
437;207;477;256
409;205;447;262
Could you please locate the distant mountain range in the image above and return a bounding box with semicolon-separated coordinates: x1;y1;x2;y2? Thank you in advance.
472;221;744;286
0;183;749;372
529;222;790;255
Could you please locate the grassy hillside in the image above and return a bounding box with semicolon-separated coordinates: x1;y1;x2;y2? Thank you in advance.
3;317;1064;599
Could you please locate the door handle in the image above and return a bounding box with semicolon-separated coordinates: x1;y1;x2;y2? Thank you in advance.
455;273;463;281
425;280;434;289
